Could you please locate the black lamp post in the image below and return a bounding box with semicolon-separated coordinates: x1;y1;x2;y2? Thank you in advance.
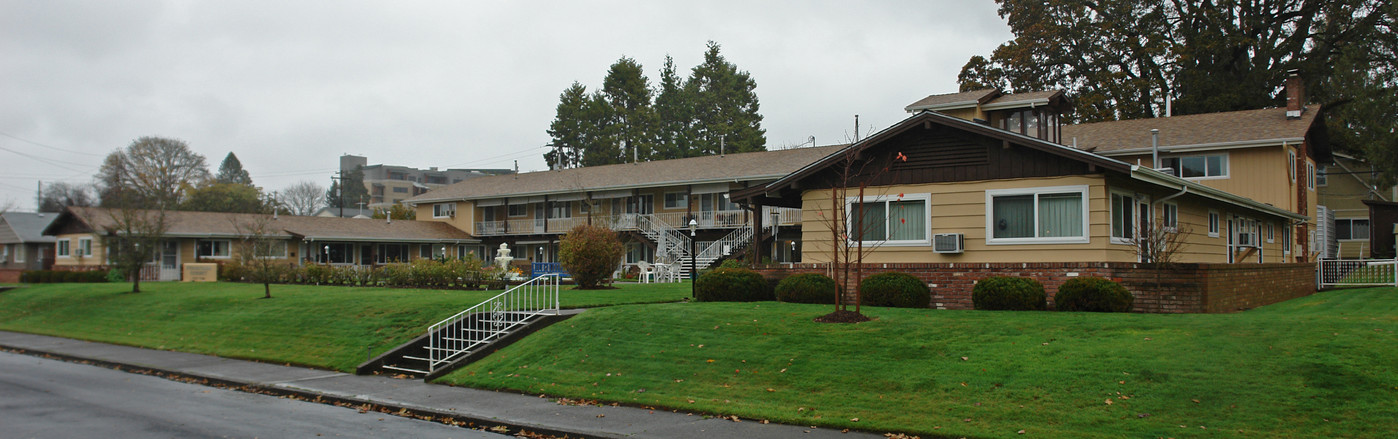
688;218;698;298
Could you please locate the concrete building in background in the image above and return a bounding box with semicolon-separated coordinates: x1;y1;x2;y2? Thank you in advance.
339;155;513;210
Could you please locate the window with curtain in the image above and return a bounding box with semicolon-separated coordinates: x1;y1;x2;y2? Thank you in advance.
986;186;1088;244
846;195;928;245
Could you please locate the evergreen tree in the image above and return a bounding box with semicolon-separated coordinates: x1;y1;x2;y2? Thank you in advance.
653;55;696;160
325;165;369;210
215;152;253;185
546;83;617;168
601;57;658;163
686;41;766;157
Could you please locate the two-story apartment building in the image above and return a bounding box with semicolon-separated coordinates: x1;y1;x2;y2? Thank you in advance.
405;146;842;277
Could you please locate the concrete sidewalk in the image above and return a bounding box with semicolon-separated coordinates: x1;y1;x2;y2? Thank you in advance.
0;331;883;439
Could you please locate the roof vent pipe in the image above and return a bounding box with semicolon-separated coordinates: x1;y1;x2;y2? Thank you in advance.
1151;129;1161;169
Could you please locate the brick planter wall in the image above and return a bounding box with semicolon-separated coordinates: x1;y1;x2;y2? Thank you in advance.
754;262;1316;314
0;269;21;283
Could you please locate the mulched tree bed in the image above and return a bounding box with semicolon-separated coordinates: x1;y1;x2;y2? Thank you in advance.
814;310;871;323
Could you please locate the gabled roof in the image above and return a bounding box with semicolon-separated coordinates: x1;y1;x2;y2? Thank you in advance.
407;146;845;204
746;110;1304;221
0;212;59;244
904;89;999;112
905;89;1067;113
47;207;477;243
761;110;1133;195
1061;106;1325;156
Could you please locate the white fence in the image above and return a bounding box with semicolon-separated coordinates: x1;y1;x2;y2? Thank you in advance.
1317;258;1398;288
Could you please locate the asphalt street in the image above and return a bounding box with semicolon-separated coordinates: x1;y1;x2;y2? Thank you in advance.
0;351;504;439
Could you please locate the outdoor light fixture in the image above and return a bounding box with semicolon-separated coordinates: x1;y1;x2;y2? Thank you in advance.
770;210;780;263
688;218;698;298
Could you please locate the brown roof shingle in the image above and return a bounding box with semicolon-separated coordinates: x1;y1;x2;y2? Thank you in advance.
1061;106;1320;153
407;145;846;203
904;89;998;111
59;207;477;242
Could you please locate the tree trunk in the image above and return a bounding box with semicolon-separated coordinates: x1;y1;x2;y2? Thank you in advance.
263;281;272;299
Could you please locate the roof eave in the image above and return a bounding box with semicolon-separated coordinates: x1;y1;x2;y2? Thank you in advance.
407;175;785;205
1092;138;1306;156
1129;166;1305;220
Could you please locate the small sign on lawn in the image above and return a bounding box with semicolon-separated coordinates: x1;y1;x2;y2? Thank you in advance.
183;263;218;282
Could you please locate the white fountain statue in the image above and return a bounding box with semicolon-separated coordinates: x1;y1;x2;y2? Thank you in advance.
494;243;514;269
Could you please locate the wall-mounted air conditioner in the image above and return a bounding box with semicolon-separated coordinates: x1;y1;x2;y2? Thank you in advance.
933;233;964;254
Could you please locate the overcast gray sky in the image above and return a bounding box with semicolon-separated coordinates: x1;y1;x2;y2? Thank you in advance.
0;0;1011;211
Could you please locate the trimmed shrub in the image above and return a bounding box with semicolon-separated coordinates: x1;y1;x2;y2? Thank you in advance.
559;224;624;289
19;270;109;283
718;259;747;269
1054;277;1134;312
696;267;773;302
775;273;838;304
860;272;930;308
971;276;1047;311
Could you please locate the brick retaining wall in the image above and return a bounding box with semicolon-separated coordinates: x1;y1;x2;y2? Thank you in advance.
754;262;1316;314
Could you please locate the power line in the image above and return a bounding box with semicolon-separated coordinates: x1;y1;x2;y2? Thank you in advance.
0;131;104;156
0;142;97;172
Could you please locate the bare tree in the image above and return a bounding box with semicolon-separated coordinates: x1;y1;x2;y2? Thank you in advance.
808;148;908;320
231;214;284;299
94;207;171;293
1132;222;1192;289
97;136;211;209
37;182;96;212
279;180;325;216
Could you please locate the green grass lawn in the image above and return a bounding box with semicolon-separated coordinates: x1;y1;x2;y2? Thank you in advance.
437;289;1398;439
3;282;1395;438
0;281;689;371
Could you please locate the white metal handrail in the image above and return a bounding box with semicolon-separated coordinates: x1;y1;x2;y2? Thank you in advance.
425;274;560;372
637;214;691;262
1318;257;1398;288
697;226;753;262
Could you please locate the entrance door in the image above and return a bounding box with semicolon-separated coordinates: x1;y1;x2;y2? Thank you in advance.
159;240;180;281
1226;217;1236;263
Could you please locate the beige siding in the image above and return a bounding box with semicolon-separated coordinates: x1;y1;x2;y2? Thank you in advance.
798;175;1138;264
1114;146;1298;212
52;233;103;267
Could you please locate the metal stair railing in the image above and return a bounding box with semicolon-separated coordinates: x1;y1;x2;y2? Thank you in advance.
423;274;560;373
673;226;756;278
636;214;691;263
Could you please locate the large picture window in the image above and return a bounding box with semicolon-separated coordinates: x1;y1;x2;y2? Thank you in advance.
377;244;409;263
1161;154;1229;179
197;240;231;258
846;194;929;245
663;192;687;209
986;186;1089;244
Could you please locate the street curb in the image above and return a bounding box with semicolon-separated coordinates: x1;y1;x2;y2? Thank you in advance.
0;344;607;439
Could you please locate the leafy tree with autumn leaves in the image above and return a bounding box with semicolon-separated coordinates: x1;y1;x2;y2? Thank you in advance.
960;0;1397;182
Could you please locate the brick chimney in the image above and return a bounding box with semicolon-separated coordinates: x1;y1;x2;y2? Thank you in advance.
1286;69;1305;119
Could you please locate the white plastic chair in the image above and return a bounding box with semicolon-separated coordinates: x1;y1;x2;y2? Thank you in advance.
636;261;655;284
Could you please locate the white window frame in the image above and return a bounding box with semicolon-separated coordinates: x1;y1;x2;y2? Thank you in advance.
377;243;410;264
432;202;456;219
78;238;92;257
507;204;527;218
1306;162;1316;190
1316;165;1328;187
549;201;572;219
14;244;24;263
985;185;1091;245
1288;150;1297;182
1162;202;1179;233
663;192;688;209
1109;191;1141;245
1283;225;1292;255
1266;223;1275;243
58;239;71;258
1;244;8;262
1208;210;1220;238
1162;153;1230;180
844;193;932;247
197;239;232;258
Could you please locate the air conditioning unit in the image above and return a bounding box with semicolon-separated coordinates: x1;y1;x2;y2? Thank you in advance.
933;233;964;254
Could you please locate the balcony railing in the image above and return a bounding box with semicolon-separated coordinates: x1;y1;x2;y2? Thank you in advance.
470;208;799;236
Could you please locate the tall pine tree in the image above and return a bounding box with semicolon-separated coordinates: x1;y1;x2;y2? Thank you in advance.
686;41;766;157
325;165;369;210
216;152;254;185
601;57;658;163
653;55;695;160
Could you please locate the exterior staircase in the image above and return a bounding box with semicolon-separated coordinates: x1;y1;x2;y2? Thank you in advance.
357;274;569;380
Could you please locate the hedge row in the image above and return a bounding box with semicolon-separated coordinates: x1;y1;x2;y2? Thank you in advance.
219;257;514;289
20;270;113;283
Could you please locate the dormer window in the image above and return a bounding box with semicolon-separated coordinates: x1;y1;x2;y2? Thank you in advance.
999;109;1059;142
